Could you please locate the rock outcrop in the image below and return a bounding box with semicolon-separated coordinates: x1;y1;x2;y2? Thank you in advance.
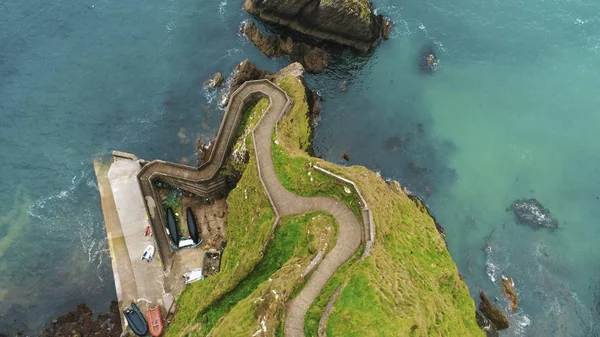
475;310;500;337
509;198;559;231
241;21;328;73
205;72;224;88
478;292;509;330
243;0;391;52
502;275;519;312
39;302;121;337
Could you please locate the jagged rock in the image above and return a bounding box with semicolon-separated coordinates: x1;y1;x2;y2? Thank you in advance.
381;18;393;40
39;302;121;337
418;45;439;73
221;59;272;107
205;72;224;88
243;0;391;52
342;152;350;161
241;21;328;73
475;310;499;337
479;292;509;330
509;198;558;231
502;275;519;312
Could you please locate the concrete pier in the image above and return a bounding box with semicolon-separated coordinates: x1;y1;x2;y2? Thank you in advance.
95;153;204;333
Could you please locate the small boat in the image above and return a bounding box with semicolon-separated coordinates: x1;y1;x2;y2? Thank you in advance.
141;245;155;262
186;207;200;244
146;306;164;337
166;207;180;246
123;303;148;336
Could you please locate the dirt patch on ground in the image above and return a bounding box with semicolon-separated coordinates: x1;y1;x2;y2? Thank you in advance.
155;182;227;246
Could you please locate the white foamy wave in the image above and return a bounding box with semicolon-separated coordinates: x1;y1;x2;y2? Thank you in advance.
203;86;217;105
165;20;176;45
28;170;87;216
484;244;497;283
86;178;98;191
486;262;496;283
511;313;531;336
219;0;227;18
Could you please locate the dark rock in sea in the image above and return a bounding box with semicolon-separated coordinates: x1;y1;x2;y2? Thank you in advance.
479;292;509;330
342;152;350;161
418;45;438;74
243;0;391;52
241;21;328;73
381;18;393;40
385;136;402;151
222;59;272;107
205;72;224;88
417;123;424;133
475;310;500;337
509;198;558;231
502;275;519;312
307;89;321;128
39;301;121;337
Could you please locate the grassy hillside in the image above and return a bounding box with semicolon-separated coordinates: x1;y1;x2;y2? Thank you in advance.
208;213;336;336
168;72;482;336
273;75;484;336
167;100;275;337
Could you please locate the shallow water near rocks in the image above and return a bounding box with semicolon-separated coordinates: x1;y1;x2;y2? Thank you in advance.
1;0;599;335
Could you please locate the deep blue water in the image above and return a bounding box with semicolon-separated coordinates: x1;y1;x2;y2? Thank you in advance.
1;0;599;335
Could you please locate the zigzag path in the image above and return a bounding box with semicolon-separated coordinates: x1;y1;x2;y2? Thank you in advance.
246;80;362;336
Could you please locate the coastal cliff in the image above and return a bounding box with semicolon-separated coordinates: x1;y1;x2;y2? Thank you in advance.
167;62;484;336
243;0;391;52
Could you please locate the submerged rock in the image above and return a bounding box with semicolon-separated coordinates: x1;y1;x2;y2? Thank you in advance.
509;198;558;231
479;292;509;330
502;275;519;312
241;21;328;73
243;0;391;52
385;136;402;151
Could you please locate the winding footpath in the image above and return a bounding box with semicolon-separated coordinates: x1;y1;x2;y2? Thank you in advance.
246;80;363;336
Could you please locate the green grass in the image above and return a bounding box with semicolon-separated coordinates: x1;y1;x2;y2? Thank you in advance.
207;212;337;336
273;75;483;336
195;212;333;334
273;76;362;217
167;97;275;337
320;0;372;23
317;165;484;337
169;72;483;337
304;249;361;336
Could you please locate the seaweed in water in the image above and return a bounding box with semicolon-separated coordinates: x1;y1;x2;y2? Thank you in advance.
508;198;558;231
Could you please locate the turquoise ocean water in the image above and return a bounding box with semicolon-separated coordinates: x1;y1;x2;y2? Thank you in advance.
1;0;599;335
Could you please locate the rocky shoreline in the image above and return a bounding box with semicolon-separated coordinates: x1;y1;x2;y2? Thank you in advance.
37;302;121;337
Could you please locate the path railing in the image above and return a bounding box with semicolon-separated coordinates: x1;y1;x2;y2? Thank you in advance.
312;165;375;259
